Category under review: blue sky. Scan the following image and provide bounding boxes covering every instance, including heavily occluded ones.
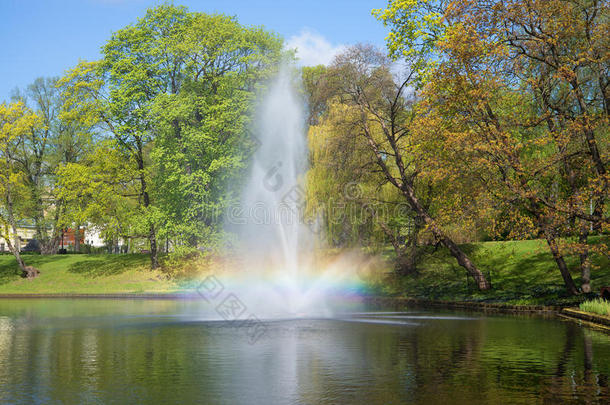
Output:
[0,0,389,102]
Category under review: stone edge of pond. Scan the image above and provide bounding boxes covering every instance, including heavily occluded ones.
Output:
[364,296,564,314]
[559,308,610,331]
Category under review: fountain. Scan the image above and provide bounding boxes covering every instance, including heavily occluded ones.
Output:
[222,65,365,319]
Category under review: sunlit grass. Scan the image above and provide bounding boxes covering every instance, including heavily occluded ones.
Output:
[0,254,178,294]
[0,236,608,301]
[580,298,610,317]
[379,236,610,305]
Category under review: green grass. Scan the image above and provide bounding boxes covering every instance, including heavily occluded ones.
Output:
[373,236,610,306]
[0,254,179,294]
[579,298,610,316]
[0,237,608,303]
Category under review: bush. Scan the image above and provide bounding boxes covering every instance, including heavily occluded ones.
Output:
[81,244,107,254]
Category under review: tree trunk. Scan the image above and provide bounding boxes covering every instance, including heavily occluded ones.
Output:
[441,233,491,290]
[379,219,417,275]
[579,221,591,293]
[544,230,579,295]
[136,147,159,269]
[149,224,159,269]
[401,185,491,290]
[5,232,26,273]
[571,79,607,231]
[362,128,490,288]
[142,188,159,268]
[2,178,36,276]
[351,75,490,290]
[74,225,81,253]
[35,201,57,254]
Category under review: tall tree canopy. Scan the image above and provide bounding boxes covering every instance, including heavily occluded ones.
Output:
[375,0,609,294]
[58,5,283,267]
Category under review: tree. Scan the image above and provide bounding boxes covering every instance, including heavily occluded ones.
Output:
[56,139,140,252]
[490,0,609,293]
[375,0,609,294]
[313,45,491,289]
[307,104,426,273]
[301,65,335,126]
[57,5,283,266]
[0,102,40,276]
[10,77,91,254]
[149,10,283,253]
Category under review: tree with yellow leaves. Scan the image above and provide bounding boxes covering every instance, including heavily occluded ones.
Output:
[376,0,609,294]
[308,44,492,289]
[0,102,41,277]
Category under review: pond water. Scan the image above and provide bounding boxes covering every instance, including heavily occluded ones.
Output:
[0,299,609,404]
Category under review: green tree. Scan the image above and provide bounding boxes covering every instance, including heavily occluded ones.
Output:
[149,10,283,253]
[57,5,282,266]
[56,139,140,253]
[10,77,92,254]
[375,0,609,294]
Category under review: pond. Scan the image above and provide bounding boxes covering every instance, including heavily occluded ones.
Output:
[0,299,609,404]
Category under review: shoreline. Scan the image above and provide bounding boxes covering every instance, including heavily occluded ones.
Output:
[363,296,564,314]
[2,293,609,332]
[364,296,610,331]
[559,308,610,331]
[0,292,570,312]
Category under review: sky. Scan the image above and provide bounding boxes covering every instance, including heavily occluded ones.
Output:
[0,0,389,102]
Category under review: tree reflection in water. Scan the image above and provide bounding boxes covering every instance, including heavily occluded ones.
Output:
[0,300,609,404]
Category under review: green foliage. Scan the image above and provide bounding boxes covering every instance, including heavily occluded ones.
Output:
[56,5,284,262]
[372,0,446,82]
[56,139,142,242]
[0,101,41,269]
[146,10,283,248]
[580,299,610,317]
[3,77,92,254]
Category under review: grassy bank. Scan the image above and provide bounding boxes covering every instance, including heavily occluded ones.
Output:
[0,238,608,304]
[580,299,610,316]
[0,254,178,294]
[377,237,610,306]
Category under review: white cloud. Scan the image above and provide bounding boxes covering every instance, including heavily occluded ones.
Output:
[285,29,346,67]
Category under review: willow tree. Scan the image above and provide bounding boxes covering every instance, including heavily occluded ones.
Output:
[311,45,491,289]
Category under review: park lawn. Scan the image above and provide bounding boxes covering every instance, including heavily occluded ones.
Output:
[378,236,610,306]
[0,238,607,304]
[0,254,179,294]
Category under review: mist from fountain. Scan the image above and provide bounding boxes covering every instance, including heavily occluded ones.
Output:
[221,65,367,319]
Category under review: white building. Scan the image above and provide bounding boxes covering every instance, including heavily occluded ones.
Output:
[83,226,106,248]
